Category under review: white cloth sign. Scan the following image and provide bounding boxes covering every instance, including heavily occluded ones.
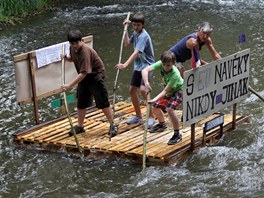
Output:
[35,42,70,68]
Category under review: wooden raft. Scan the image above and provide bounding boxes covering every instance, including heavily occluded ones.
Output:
[13,101,250,165]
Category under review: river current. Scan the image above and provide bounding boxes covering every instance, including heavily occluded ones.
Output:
[0,0,264,197]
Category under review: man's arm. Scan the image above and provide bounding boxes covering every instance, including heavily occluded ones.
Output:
[61,72,86,91]
[142,66,153,94]
[186,37,221,65]
[124,31,131,47]
[206,37,221,60]
[186,38,206,64]
[116,50,139,69]
[123,19,131,47]
[61,54,73,62]
[150,85,171,103]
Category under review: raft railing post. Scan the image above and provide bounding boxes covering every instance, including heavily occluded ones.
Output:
[202,127,206,146]
[191,123,195,151]
[143,93,151,171]
[220,122,224,138]
[232,103,237,130]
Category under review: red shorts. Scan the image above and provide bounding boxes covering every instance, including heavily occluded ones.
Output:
[153,92,183,111]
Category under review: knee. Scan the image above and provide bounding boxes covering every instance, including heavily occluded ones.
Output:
[167,108,174,115]
[129,87,136,95]
[139,88,146,96]
[152,106,158,112]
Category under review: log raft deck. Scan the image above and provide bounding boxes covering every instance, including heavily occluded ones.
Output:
[12,101,250,165]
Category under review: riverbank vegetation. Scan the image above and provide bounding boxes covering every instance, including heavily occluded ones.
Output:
[0,0,60,29]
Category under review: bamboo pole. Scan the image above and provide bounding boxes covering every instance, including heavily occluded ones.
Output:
[112,12,130,114]
[143,93,151,171]
[248,86,264,102]
[61,44,83,155]
[237,34,264,102]
[110,12,130,141]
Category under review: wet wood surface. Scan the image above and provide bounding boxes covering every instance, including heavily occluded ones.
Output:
[13,101,250,165]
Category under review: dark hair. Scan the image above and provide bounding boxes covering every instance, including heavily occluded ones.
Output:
[131,12,145,25]
[67,30,82,42]
[160,51,176,63]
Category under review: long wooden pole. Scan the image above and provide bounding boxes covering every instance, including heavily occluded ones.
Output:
[112,12,131,116]
[61,44,83,155]
[248,86,264,102]
[237,34,264,102]
[28,53,40,125]
[143,93,151,171]
[110,12,130,141]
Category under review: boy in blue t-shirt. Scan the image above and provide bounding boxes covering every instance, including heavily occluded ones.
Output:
[116,12,155,128]
[142,51,183,145]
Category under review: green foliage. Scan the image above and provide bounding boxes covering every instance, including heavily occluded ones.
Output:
[0,0,58,22]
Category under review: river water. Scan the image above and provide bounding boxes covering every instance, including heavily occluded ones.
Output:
[0,0,264,197]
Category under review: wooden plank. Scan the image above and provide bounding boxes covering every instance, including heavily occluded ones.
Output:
[155,130,204,158]
[128,130,188,156]
[162,115,244,161]
[130,115,241,157]
[13,52,30,62]
[59,121,109,146]
[21,118,78,140]
[90,123,143,150]
[83,101,133,119]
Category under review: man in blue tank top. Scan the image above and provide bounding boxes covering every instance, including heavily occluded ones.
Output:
[169,22,221,77]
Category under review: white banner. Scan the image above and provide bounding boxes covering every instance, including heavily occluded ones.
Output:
[35,42,70,68]
[182,49,250,127]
